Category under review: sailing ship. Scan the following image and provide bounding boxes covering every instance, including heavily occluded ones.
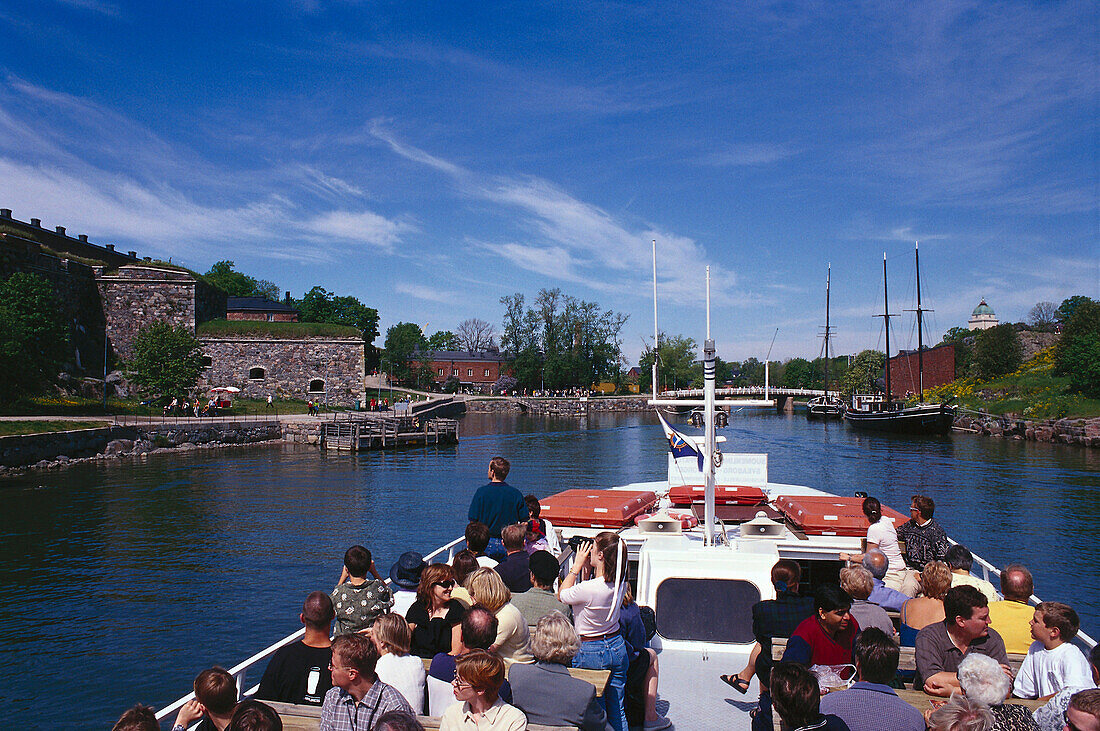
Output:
[806,264,844,419]
[844,244,956,434]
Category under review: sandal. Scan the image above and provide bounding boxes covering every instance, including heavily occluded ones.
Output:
[720,674,751,694]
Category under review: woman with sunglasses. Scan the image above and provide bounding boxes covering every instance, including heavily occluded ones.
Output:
[440,649,526,731]
[406,564,465,659]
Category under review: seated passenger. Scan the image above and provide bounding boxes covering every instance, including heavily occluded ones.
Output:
[1013,602,1092,700]
[440,649,528,731]
[722,558,814,695]
[839,566,895,638]
[1064,690,1100,731]
[427,605,514,715]
[510,613,611,731]
[926,694,994,731]
[495,523,533,594]
[915,585,1008,697]
[782,585,860,669]
[523,495,550,554]
[389,551,427,615]
[899,561,952,646]
[820,628,926,731]
[1033,643,1100,731]
[257,591,334,706]
[405,564,465,659]
[374,711,426,731]
[450,550,480,608]
[172,667,237,731]
[896,495,950,572]
[511,550,570,631]
[320,634,413,731]
[956,653,1040,731]
[466,567,533,663]
[332,544,392,636]
[371,613,427,713]
[226,700,283,731]
[619,585,668,730]
[769,662,851,731]
[465,521,498,569]
[946,545,998,604]
[113,705,158,731]
[988,564,1037,655]
[862,549,911,613]
[839,497,911,595]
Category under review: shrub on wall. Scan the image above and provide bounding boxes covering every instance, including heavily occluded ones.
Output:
[0,272,70,404]
[126,321,205,402]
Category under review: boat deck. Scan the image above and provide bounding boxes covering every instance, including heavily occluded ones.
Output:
[654,644,756,730]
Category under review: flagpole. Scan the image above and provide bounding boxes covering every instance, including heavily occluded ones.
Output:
[704,267,716,547]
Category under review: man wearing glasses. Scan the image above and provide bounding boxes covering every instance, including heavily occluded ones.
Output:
[895,495,950,588]
[321,634,413,731]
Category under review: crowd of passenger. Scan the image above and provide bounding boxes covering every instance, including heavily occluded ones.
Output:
[112,470,1098,731]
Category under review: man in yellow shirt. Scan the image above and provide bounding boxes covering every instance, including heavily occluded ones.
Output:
[988,564,1035,654]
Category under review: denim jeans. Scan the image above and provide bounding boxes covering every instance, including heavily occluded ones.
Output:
[573,633,629,731]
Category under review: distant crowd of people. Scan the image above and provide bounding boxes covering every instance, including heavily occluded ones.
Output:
[112,479,1098,731]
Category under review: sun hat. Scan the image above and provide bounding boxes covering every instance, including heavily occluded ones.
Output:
[389,551,426,590]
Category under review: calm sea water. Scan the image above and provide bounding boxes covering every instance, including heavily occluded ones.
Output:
[1,411,1097,728]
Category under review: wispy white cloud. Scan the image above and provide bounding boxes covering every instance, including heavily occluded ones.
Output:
[51,0,120,17]
[394,282,457,303]
[699,143,796,167]
[302,210,416,252]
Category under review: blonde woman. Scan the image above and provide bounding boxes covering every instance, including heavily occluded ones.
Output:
[558,531,629,731]
[371,613,427,713]
[465,568,533,663]
[899,560,952,646]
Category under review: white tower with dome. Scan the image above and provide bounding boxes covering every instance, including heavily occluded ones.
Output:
[968,299,999,330]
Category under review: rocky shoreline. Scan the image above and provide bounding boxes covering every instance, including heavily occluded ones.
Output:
[953,414,1100,447]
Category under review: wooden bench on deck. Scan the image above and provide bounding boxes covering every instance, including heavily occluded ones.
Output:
[262,662,610,731]
[770,638,1039,731]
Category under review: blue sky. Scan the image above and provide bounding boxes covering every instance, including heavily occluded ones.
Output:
[0,1,1096,364]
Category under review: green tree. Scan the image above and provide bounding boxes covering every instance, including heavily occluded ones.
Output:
[126,321,204,401]
[1028,302,1057,332]
[972,324,1022,379]
[1055,296,1093,324]
[383,322,427,383]
[941,326,975,377]
[204,260,279,300]
[426,330,461,351]
[783,357,816,388]
[0,273,70,404]
[840,349,885,396]
[295,286,381,370]
[639,333,698,392]
[1054,299,1100,397]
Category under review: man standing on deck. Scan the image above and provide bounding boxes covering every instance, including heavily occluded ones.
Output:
[468,456,528,562]
[257,591,336,706]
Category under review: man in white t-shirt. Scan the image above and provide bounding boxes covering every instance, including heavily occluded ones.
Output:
[1014,601,1093,700]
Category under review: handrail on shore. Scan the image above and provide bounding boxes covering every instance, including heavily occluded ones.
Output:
[154,535,468,721]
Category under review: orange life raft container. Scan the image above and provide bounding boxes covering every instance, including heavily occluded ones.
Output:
[774,495,907,536]
[539,489,657,529]
[668,484,767,507]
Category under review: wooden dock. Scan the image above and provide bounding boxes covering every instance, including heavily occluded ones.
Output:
[321,415,459,451]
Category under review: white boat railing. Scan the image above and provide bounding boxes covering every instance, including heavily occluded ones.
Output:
[155,535,468,722]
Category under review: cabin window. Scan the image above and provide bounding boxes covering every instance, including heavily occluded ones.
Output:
[484,368,490,377]
[654,578,760,643]
[452,368,458,376]
[438,368,445,376]
[308,379,325,393]
[248,367,265,380]
[201,356,212,367]
[467,368,473,377]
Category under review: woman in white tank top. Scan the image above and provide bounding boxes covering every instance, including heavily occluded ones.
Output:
[839,496,909,594]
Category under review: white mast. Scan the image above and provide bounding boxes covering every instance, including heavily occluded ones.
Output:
[703,267,717,546]
[652,239,659,401]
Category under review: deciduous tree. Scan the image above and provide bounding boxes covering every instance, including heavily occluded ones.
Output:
[973,324,1022,379]
[1028,301,1057,331]
[0,272,69,404]
[204,261,279,300]
[455,318,496,351]
[383,322,427,383]
[839,350,885,396]
[1054,299,1100,397]
[639,334,698,392]
[295,286,381,370]
[126,321,204,401]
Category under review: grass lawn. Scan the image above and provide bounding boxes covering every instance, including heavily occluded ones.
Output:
[0,420,109,436]
[925,347,1100,419]
[197,319,362,338]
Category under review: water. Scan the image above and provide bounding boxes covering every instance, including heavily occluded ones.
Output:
[0,411,1096,728]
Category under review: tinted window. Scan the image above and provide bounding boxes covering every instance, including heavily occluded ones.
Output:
[654,578,761,643]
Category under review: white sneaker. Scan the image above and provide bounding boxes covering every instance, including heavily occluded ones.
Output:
[643,718,671,731]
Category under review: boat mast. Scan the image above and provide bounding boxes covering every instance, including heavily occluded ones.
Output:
[652,239,659,402]
[915,242,923,400]
[824,264,831,399]
[703,267,716,547]
[875,253,895,407]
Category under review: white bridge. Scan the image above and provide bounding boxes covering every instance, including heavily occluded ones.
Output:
[665,386,830,398]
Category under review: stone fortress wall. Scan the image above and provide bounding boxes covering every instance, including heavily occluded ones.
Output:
[199,335,365,405]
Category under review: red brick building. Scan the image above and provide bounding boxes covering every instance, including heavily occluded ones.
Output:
[887,343,955,397]
[411,350,511,391]
[226,296,299,322]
